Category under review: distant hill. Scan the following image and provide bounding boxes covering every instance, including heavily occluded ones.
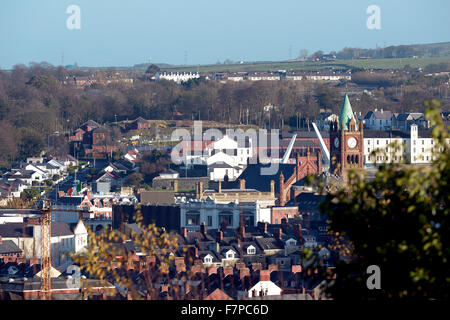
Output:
[129,42,450,74]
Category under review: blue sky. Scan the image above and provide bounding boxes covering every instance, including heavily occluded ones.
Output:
[1,0,449,69]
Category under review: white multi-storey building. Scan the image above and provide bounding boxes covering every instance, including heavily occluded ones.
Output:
[363,124,448,165]
[180,134,253,181]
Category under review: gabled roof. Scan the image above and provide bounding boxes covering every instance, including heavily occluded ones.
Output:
[204,288,233,300]
[0,240,22,254]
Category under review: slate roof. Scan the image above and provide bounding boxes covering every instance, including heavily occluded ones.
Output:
[0,223,34,238]
[227,163,296,193]
[364,110,393,120]
[254,237,283,251]
[0,222,73,238]
[0,240,22,255]
[364,130,410,139]
[296,193,326,212]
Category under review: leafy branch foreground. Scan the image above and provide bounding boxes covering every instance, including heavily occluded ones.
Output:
[312,101,449,299]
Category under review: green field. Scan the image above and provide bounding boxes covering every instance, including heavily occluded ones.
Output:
[160,57,450,73]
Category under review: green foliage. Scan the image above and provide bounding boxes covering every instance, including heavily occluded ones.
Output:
[124,172,144,188]
[21,188,41,200]
[71,207,191,299]
[313,101,449,300]
[17,128,45,159]
[145,64,161,74]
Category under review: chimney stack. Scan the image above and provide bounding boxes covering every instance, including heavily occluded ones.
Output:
[279,172,285,206]
[200,221,206,236]
[270,180,275,195]
[207,267,217,275]
[239,179,246,190]
[268,264,278,273]
[239,224,245,239]
[275,227,282,240]
[259,270,270,282]
[181,227,187,238]
[239,268,250,279]
[281,217,288,233]
[257,221,268,234]
[218,180,222,193]
[216,229,223,242]
[223,266,234,277]
[293,224,303,244]
[173,180,178,192]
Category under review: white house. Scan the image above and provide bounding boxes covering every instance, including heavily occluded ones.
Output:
[74,219,88,253]
[364,109,393,130]
[248,278,282,297]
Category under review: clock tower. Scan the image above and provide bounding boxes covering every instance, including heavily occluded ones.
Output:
[329,95,364,175]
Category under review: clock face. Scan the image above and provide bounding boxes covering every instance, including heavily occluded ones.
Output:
[334,137,339,148]
[347,137,357,148]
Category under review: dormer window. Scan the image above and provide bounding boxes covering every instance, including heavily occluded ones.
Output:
[204,255,213,264]
[226,250,235,259]
[247,245,256,255]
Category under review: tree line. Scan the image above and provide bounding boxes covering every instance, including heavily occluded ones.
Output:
[0,62,448,168]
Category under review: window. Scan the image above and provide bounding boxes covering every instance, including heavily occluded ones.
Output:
[219,211,233,227]
[422,148,424,153]
[243,211,255,227]
[204,256,212,264]
[368,148,371,152]
[422,140,424,145]
[386,140,388,145]
[226,251,234,259]
[368,140,370,145]
[186,211,200,226]
[414,140,416,145]
[207,216,212,227]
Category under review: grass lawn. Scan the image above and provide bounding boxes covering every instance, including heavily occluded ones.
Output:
[160,57,450,73]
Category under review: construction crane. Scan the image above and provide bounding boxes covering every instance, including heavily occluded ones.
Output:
[38,199,52,300]
[35,199,89,300]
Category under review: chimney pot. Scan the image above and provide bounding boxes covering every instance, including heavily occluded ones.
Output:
[291,265,302,274]
[239,179,246,190]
